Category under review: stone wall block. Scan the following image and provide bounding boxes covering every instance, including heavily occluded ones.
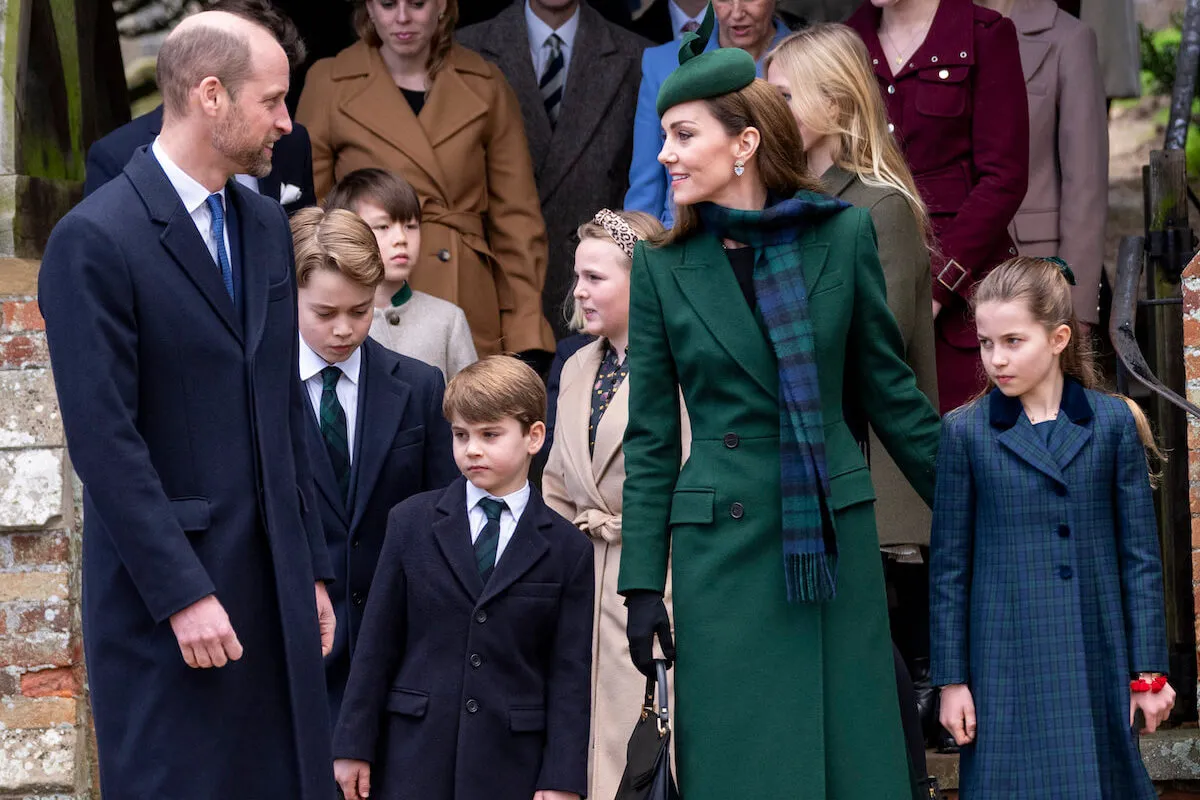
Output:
[0,449,62,529]
[0,333,49,369]
[0,727,76,792]
[0,369,61,447]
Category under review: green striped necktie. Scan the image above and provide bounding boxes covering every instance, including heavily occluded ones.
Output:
[319,366,351,502]
[475,497,506,581]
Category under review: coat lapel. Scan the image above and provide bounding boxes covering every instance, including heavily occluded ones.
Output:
[433,480,485,601]
[671,232,777,397]
[127,150,243,343]
[592,369,629,481]
[336,43,452,202]
[479,492,551,606]
[423,50,491,151]
[990,389,1065,485]
[482,4,553,170]
[1051,378,1094,471]
[349,345,411,533]
[228,182,271,354]
[538,6,626,199]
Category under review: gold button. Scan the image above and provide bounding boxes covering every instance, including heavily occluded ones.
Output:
[939,69,949,79]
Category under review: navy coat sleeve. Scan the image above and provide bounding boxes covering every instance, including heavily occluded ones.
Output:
[421,370,458,491]
[333,501,414,761]
[537,541,594,794]
[39,214,216,622]
[1113,405,1169,674]
[929,409,976,686]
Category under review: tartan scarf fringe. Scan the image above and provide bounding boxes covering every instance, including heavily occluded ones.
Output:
[698,192,850,604]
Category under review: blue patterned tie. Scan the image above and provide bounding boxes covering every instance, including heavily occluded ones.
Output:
[204,194,235,301]
[475,497,506,581]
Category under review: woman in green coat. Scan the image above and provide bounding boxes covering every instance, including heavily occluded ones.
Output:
[619,11,942,800]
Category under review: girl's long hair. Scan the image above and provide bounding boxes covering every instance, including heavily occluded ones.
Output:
[973,257,1165,482]
[763,24,931,247]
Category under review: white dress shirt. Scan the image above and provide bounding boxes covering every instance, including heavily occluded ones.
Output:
[526,0,581,81]
[668,0,706,39]
[299,336,362,464]
[466,480,531,566]
[151,138,233,270]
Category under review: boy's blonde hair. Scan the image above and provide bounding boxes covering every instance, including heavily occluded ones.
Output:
[443,355,546,432]
[291,207,385,289]
[566,209,664,331]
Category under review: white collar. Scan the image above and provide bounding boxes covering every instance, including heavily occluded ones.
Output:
[151,137,225,215]
[467,479,532,521]
[525,0,581,53]
[668,0,706,36]
[298,334,362,385]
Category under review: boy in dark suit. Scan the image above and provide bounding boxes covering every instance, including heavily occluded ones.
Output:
[333,356,594,800]
[290,206,458,725]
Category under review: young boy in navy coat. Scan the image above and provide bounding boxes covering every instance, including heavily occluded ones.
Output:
[333,356,594,800]
[290,207,458,724]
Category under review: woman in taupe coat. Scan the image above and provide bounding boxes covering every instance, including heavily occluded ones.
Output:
[542,210,689,800]
[767,23,944,768]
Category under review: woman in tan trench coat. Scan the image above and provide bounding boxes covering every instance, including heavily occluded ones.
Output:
[297,0,554,356]
[543,210,687,800]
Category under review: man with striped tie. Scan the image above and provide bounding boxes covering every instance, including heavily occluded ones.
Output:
[458,3,649,341]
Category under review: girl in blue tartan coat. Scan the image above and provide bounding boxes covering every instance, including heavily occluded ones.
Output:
[930,257,1175,799]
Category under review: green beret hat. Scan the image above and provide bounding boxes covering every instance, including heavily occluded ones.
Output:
[655,3,757,118]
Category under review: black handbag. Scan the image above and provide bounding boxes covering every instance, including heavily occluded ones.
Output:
[614,660,680,800]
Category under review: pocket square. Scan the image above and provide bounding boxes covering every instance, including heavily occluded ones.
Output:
[280,183,303,205]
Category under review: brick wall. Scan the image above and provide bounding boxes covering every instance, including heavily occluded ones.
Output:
[0,259,93,799]
[1187,256,1200,706]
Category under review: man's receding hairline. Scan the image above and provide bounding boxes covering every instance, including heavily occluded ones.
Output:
[169,10,275,49]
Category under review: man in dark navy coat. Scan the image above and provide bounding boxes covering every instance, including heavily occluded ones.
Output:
[83,0,316,214]
[38,11,335,799]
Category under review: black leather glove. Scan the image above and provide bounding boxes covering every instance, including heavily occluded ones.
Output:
[624,590,675,676]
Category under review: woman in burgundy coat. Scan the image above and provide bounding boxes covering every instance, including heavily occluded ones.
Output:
[848,0,1028,413]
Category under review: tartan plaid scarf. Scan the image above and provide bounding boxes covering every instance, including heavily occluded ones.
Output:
[698,191,849,603]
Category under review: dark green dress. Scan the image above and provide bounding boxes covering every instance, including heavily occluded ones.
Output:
[619,207,941,799]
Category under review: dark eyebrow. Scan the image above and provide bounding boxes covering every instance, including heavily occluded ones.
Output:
[667,120,695,131]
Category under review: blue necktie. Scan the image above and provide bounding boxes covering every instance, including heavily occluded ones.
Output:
[205,194,235,301]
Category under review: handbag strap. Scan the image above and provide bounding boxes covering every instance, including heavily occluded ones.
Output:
[641,659,671,737]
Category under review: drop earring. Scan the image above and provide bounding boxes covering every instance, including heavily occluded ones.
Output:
[733,160,745,177]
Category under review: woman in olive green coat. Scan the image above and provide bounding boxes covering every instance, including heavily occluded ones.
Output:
[619,13,941,800]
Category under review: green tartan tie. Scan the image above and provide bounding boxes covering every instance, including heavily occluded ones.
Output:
[475,497,506,581]
[319,366,350,502]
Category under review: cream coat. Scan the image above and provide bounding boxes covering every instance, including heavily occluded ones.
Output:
[542,339,688,800]
[297,41,554,356]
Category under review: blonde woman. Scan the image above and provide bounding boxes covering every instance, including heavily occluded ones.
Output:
[767,22,944,765]
[542,209,688,800]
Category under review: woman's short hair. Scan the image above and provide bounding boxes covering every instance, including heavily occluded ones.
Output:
[324,168,422,225]
[351,0,458,78]
[565,210,663,332]
[291,207,385,289]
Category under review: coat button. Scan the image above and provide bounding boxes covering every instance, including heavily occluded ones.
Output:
[960,51,967,58]
[730,502,744,519]
[437,248,451,262]
[351,537,360,549]
[1054,484,1067,497]
[872,58,879,65]
[931,55,939,63]
[474,609,488,623]
[352,591,365,606]
[1057,524,1070,538]
[938,69,949,79]
[466,699,479,713]
[887,123,895,133]
[1058,565,1073,580]
[887,85,895,95]
[723,432,739,448]
[469,653,482,668]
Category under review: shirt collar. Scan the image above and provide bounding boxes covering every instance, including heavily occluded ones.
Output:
[466,479,532,520]
[525,0,581,53]
[151,137,225,215]
[668,0,706,36]
[298,334,362,385]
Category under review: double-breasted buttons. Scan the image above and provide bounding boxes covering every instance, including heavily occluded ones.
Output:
[469,653,483,668]
[352,591,365,607]
[1057,524,1070,538]
[960,51,967,58]
[887,123,895,133]
[730,502,745,520]
[466,699,480,713]
[938,69,949,80]
[474,609,488,623]
[872,58,879,65]
[437,249,451,262]
[1058,566,1073,580]
[723,433,740,449]
[931,56,939,63]
[887,85,895,95]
